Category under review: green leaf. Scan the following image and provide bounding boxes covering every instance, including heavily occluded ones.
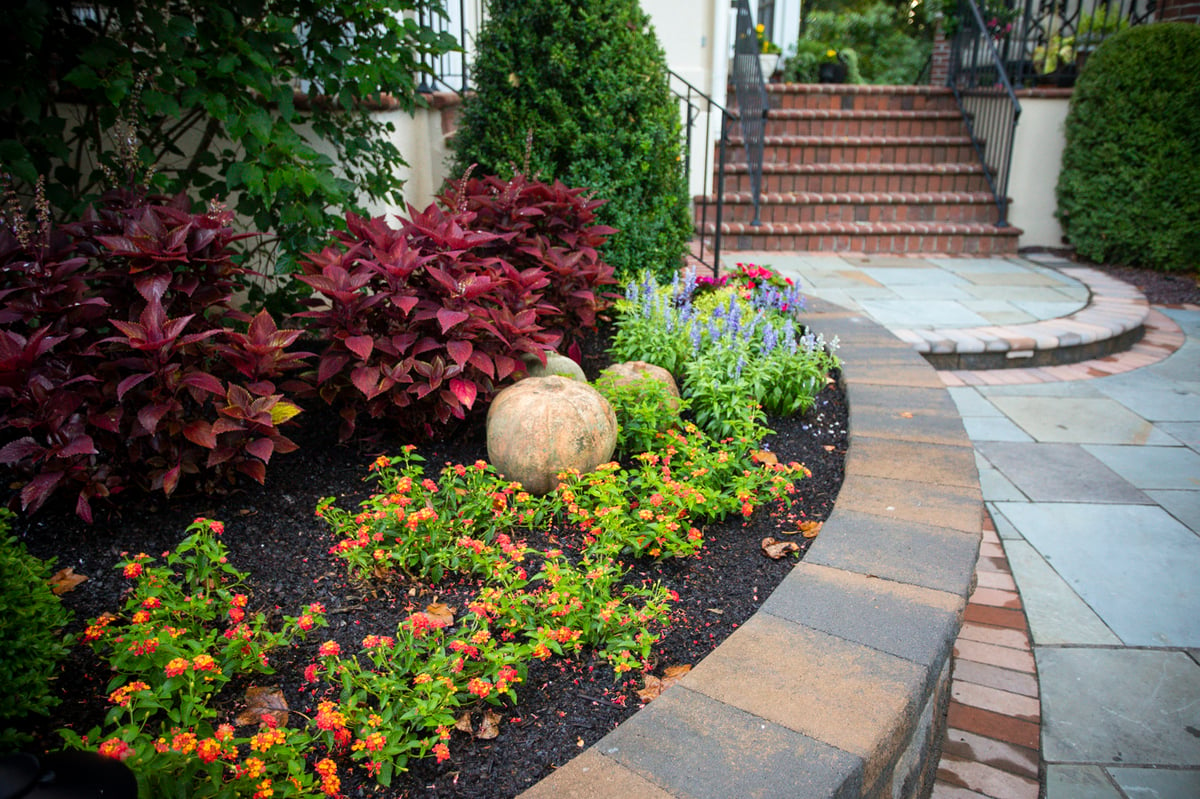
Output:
[63,64,101,89]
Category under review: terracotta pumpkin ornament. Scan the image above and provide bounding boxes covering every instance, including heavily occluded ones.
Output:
[486,376,617,495]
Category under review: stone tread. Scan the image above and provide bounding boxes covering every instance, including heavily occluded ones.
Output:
[722,162,987,174]
[701,220,1021,236]
[708,191,997,205]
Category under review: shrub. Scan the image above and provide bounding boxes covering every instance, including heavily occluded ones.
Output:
[449,0,693,283]
[1056,23,1200,273]
[295,171,618,441]
[0,509,73,748]
[0,186,308,521]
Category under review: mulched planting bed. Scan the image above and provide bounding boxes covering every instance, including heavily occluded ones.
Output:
[1023,247,1200,307]
[8,323,848,798]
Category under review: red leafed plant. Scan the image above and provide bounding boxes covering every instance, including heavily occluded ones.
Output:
[441,170,619,358]
[0,186,309,521]
[294,169,618,441]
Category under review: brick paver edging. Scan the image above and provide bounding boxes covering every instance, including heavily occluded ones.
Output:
[520,298,982,799]
[892,267,1149,370]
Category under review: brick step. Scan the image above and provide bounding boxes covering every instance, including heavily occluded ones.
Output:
[762,108,967,138]
[718,162,991,194]
[727,135,980,166]
[765,83,960,112]
[695,191,1001,225]
[697,220,1020,255]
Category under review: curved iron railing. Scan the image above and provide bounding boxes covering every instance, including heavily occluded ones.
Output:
[949,0,1023,226]
[669,69,737,279]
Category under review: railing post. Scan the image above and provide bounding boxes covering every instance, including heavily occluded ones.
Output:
[714,112,730,281]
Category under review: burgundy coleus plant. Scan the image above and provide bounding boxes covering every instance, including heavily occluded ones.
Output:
[0,191,308,522]
[295,207,559,440]
[440,169,620,358]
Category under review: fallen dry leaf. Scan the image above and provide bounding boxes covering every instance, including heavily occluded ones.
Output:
[799,520,823,539]
[637,675,662,703]
[751,450,778,466]
[762,537,800,559]
[823,444,836,452]
[235,686,289,728]
[48,567,87,595]
[455,711,474,734]
[637,664,692,702]
[424,601,455,626]
[477,709,501,740]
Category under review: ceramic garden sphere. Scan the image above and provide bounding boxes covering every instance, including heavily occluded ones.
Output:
[486,376,617,495]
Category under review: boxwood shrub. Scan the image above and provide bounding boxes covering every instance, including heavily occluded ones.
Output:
[1056,23,1200,272]
[0,509,72,748]
[450,0,692,283]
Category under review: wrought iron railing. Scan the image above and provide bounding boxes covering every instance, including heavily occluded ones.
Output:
[970,0,1157,88]
[670,69,737,278]
[730,0,770,227]
[949,0,1023,226]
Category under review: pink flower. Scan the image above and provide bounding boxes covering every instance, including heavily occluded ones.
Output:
[318,640,340,657]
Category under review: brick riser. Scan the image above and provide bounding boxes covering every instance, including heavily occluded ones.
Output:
[721,164,989,194]
[728,137,982,168]
[699,192,1000,225]
[706,83,1021,255]
[697,222,1020,255]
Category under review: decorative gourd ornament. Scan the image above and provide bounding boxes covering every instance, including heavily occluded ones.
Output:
[487,376,617,495]
[522,350,587,382]
[599,361,681,410]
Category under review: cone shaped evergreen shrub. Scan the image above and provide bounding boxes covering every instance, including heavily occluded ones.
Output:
[451,0,692,282]
[1056,23,1200,272]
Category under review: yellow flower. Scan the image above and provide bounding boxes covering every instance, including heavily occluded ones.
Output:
[756,23,764,33]
[826,49,838,59]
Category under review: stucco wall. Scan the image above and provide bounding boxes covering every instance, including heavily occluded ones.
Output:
[1009,92,1073,248]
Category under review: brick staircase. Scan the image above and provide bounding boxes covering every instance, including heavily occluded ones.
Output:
[696,84,1021,255]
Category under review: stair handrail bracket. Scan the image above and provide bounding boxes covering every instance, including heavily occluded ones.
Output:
[948,0,1023,227]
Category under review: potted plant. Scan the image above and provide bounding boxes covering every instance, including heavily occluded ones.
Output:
[756,23,782,79]
[818,48,848,83]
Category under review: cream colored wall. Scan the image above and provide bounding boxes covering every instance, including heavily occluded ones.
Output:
[1009,96,1072,248]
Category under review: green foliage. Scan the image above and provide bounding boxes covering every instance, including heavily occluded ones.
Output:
[0,0,456,283]
[791,1,931,84]
[1056,23,1200,273]
[450,0,692,283]
[595,373,686,457]
[63,518,332,796]
[609,264,841,442]
[0,509,73,748]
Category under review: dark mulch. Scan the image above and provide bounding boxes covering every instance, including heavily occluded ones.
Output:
[1022,247,1200,306]
[8,324,848,798]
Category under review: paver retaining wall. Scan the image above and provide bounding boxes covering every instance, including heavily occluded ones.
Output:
[520,298,983,798]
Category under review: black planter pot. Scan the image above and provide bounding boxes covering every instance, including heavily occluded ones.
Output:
[819,62,847,84]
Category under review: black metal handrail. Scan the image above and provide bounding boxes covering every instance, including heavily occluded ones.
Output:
[730,0,770,227]
[669,69,737,279]
[949,0,1022,226]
